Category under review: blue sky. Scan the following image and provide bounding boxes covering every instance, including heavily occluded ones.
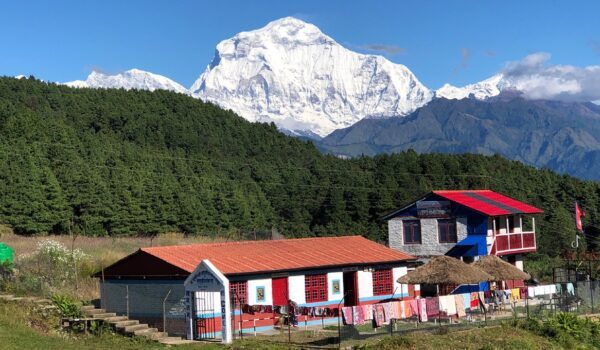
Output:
[1,0,599,89]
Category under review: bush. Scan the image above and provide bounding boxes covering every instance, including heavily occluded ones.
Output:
[51,294,82,318]
[13,239,89,296]
[519,313,600,348]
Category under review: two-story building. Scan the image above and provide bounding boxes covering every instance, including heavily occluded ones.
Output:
[384,190,543,285]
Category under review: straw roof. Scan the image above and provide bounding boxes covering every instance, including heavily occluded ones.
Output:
[472,255,530,281]
[397,255,492,285]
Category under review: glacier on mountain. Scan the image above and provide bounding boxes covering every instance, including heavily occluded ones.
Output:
[65,69,188,94]
[190,17,434,137]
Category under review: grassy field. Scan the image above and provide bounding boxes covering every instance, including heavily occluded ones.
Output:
[0,230,221,300]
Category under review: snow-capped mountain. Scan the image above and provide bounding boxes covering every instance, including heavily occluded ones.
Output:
[435,74,513,100]
[190,17,433,137]
[65,69,188,94]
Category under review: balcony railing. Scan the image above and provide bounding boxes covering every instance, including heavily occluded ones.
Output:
[493,231,536,255]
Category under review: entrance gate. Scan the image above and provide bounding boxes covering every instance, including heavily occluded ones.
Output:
[184,260,232,344]
[193,291,218,340]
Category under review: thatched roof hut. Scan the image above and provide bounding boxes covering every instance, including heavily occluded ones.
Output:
[472,255,530,281]
[398,256,492,285]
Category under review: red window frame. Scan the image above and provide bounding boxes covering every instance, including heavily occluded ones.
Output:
[372,269,394,296]
[305,274,327,303]
[229,281,248,308]
[438,219,457,243]
[403,220,421,244]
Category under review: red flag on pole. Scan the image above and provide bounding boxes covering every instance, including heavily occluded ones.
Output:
[575,201,585,232]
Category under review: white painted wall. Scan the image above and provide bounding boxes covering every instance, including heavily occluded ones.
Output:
[357,270,373,299]
[515,255,524,271]
[288,275,306,305]
[247,278,273,305]
[327,272,343,301]
[392,267,408,296]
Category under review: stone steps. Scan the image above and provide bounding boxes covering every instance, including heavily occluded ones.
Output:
[133,327,158,336]
[114,320,139,328]
[1,297,193,345]
[104,316,128,323]
[123,323,149,333]
[159,337,196,345]
[82,308,106,315]
[143,331,168,340]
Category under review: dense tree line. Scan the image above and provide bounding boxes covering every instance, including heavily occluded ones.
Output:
[0,77,598,258]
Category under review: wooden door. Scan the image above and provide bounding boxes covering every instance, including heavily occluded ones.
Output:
[271,277,289,306]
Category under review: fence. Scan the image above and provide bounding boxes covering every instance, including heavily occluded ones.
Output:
[224,282,600,349]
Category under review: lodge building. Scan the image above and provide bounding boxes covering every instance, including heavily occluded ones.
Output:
[96,236,415,339]
[384,190,543,287]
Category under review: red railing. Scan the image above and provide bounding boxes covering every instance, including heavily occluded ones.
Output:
[494,231,536,255]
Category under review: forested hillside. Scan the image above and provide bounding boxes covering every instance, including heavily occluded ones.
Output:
[1,77,599,258]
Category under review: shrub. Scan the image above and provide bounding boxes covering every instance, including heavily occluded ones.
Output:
[51,294,82,318]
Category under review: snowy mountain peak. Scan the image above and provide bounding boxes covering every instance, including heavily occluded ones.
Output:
[435,74,513,100]
[65,69,188,94]
[191,17,433,137]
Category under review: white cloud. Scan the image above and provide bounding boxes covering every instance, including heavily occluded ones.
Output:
[501,52,600,102]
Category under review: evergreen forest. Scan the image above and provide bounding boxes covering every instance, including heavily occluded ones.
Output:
[1,77,599,258]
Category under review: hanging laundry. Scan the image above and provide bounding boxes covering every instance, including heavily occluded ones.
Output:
[454,294,466,318]
[406,300,414,318]
[363,304,374,321]
[342,307,354,325]
[355,305,365,325]
[470,292,479,309]
[382,302,393,323]
[426,297,439,318]
[438,295,455,316]
[392,301,402,319]
[418,298,428,322]
[462,293,471,310]
[374,304,386,327]
[528,286,535,298]
[409,299,419,316]
[567,283,575,296]
[511,288,520,301]
[519,287,528,299]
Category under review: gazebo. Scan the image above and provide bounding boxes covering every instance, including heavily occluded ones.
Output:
[472,255,530,289]
[398,255,492,287]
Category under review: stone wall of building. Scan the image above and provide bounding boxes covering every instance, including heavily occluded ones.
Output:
[388,217,467,257]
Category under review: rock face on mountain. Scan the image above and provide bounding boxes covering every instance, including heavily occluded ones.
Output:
[318,96,600,179]
[190,17,433,137]
[65,69,188,94]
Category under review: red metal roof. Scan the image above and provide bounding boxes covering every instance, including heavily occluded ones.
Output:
[433,190,543,216]
[141,236,414,275]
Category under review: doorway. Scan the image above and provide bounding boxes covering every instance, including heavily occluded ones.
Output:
[343,271,358,306]
[272,277,289,306]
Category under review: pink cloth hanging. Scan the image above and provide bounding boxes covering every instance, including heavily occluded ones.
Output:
[454,294,466,318]
[418,298,428,322]
[342,306,354,325]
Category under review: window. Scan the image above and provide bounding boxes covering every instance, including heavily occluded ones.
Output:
[438,219,457,243]
[372,269,394,296]
[305,274,327,303]
[229,281,248,308]
[522,216,534,232]
[403,220,421,244]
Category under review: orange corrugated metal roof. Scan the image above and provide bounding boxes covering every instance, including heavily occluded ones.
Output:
[141,236,414,275]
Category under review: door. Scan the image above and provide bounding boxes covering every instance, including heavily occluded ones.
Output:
[343,271,358,306]
[272,277,289,306]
